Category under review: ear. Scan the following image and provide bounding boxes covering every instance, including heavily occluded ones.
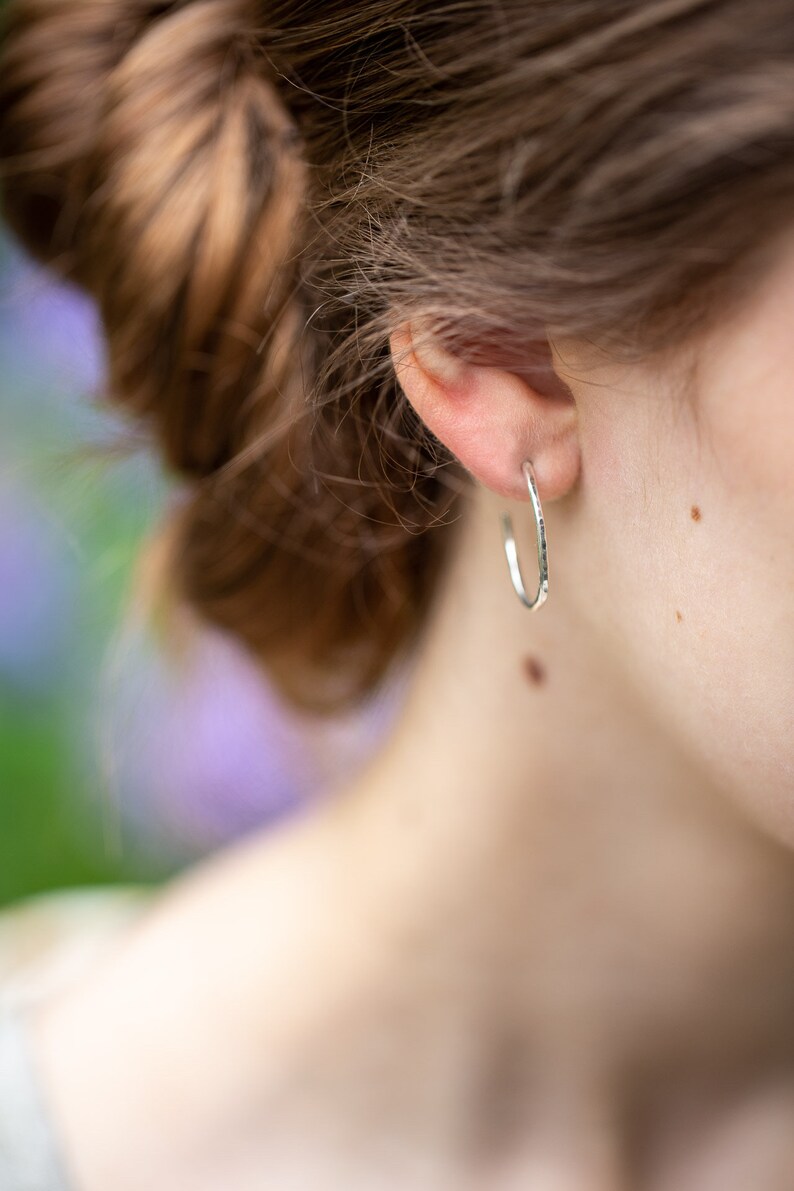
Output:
[390,321,581,503]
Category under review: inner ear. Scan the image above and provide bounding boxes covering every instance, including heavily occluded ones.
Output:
[427,320,575,404]
[471,333,576,403]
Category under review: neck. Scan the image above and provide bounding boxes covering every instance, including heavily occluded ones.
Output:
[331,481,794,1124]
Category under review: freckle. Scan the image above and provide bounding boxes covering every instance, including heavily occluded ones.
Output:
[675,610,683,623]
[690,505,701,522]
[523,655,546,686]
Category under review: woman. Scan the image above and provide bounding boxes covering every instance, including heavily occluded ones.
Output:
[1,0,794,1186]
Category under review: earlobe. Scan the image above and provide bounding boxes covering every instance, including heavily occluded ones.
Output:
[390,321,581,503]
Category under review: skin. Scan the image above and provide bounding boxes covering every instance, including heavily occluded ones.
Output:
[24,229,794,1190]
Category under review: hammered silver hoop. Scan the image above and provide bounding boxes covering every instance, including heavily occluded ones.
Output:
[500,459,548,611]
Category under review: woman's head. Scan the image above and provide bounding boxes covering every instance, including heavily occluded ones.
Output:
[1,0,793,715]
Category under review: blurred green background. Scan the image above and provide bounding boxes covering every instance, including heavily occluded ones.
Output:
[0,232,167,904]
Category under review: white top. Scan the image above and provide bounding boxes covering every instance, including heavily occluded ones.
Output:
[0,886,155,1191]
[0,1000,71,1191]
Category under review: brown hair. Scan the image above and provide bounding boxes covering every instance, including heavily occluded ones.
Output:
[2,0,793,712]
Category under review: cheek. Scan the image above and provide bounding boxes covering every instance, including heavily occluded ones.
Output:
[573,385,794,846]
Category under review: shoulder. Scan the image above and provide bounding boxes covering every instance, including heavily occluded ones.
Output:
[0,885,158,1009]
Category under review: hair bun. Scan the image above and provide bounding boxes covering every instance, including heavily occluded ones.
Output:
[1,0,307,474]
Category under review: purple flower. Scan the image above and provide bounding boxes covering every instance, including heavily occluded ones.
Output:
[0,482,76,693]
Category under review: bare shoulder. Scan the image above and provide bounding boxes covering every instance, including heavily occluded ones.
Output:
[16,813,395,1190]
[0,884,158,1006]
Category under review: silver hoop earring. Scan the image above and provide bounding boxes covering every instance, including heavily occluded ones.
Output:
[500,459,548,610]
